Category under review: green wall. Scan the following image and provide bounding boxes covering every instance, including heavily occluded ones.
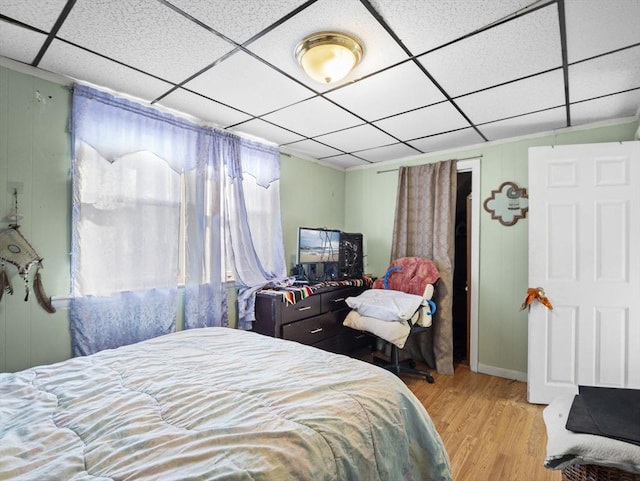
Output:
[279,154,346,271]
[1,62,638,377]
[0,65,72,372]
[344,121,639,376]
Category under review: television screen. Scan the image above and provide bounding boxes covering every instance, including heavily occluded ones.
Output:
[298,227,340,264]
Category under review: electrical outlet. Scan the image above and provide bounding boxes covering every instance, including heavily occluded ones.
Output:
[7,181,24,194]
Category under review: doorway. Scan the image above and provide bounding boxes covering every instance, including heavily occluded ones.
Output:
[453,171,472,365]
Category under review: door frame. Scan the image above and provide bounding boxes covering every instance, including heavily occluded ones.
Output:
[457,158,480,372]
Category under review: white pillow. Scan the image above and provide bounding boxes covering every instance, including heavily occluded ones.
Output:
[343,310,411,348]
[346,289,425,322]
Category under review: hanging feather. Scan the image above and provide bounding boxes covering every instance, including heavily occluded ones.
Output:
[33,269,55,314]
[0,267,13,303]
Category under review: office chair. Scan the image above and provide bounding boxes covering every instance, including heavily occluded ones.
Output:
[344,257,440,383]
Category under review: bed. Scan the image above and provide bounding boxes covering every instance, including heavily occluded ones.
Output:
[0,327,452,480]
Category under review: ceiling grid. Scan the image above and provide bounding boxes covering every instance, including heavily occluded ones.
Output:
[0,0,638,169]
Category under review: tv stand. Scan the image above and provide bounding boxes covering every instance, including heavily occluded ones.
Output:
[253,280,373,355]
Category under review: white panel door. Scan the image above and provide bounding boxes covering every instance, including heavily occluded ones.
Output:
[527,141,640,404]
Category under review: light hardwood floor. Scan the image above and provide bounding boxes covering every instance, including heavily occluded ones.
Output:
[361,354,563,481]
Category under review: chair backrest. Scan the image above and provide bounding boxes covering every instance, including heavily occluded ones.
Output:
[372,257,440,296]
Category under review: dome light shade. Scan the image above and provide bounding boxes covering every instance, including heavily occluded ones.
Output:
[295,32,363,84]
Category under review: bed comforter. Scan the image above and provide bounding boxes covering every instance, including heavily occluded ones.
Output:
[0,327,451,480]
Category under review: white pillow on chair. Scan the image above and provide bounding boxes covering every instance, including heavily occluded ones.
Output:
[343,310,411,348]
[346,289,425,322]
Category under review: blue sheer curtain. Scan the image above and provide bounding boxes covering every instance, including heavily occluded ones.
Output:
[71,84,285,352]
[69,290,178,356]
[182,130,228,329]
[70,85,226,355]
[220,133,289,330]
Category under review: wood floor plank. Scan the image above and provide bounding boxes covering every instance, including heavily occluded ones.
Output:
[357,352,563,480]
[415,364,562,481]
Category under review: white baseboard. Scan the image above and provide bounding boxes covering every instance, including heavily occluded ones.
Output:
[477,363,527,382]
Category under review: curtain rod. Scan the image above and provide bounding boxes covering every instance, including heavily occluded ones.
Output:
[376,154,483,174]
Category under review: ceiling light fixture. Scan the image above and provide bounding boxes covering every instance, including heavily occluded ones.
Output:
[295,31,363,84]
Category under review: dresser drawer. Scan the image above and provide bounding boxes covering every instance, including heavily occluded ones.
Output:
[254,283,371,356]
[281,294,321,323]
[282,311,341,345]
[312,335,341,353]
[339,326,374,353]
[321,286,363,312]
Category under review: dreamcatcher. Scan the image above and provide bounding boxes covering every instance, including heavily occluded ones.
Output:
[0,190,55,313]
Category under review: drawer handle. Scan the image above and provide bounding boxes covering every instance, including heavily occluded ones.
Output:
[332,298,345,303]
[297,306,312,312]
[310,328,323,334]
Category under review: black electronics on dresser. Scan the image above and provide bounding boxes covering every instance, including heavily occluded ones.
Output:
[338,232,363,278]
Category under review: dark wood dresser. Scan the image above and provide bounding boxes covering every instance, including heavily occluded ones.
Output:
[252,282,373,355]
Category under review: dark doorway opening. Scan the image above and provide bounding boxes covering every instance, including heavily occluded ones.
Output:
[453,171,472,365]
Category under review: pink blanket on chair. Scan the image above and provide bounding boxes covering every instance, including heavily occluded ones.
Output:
[372,257,440,295]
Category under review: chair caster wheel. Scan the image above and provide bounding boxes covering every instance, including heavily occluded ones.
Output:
[426,374,434,384]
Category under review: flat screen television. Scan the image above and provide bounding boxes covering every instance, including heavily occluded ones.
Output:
[297,227,340,264]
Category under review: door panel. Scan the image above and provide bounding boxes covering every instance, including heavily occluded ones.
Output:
[528,141,640,404]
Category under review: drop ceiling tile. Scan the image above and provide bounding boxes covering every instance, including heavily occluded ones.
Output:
[283,139,342,159]
[183,51,313,117]
[373,101,469,141]
[315,124,397,153]
[478,107,566,141]
[565,0,640,63]
[455,70,565,124]
[262,96,363,138]
[320,154,368,169]
[354,142,420,164]
[571,90,640,126]
[2,0,637,172]
[325,61,446,121]
[40,40,174,102]
[367,0,532,54]
[246,0,409,93]
[169,0,309,44]
[0,0,68,31]
[230,119,304,146]
[157,88,251,128]
[0,23,46,64]
[419,4,562,97]
[407,128,485,154]
[56,0,235,83]
[570,46,640,103]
